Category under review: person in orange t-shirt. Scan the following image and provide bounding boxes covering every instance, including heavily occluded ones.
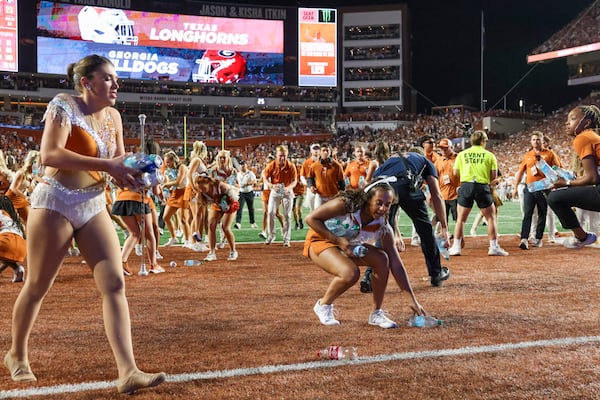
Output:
[512,132,561,249]
[433,138,460,228]
[344,145,369,190]
[547,104,600,249]
[307,143,345,209]
[262,145,297,246]
[293,157,306,230]
[300,143,320,212]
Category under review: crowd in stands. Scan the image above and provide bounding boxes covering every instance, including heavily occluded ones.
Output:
[529,0,600,55]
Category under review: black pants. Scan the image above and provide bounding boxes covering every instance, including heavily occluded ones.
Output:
[393,191,442,277]
[445,199,457,222]
[236,191,256,224]
[520,186,548,240]
[547,185,600,229]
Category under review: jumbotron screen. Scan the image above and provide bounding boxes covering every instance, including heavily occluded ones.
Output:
[0,0,17,72]
[36,1,284,84]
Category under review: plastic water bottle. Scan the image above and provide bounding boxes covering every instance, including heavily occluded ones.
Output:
[552,166,575,181]
[124,153,163,173]
[527,178,553,192]
[183,259,203,267]
[436,236,450,260]
[140,170,164,187]
[536,158,558,181]
[324,218,349,236]
[276,183,285,196]
[358,175,365,189]
[124,153,164,187]
[407,315,442,328]
[352,244,368,257]
[317,346,358,360]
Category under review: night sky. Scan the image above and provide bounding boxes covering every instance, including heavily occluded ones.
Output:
[262,0,597,114]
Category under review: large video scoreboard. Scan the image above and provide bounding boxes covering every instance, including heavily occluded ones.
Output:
[13,0,338,87]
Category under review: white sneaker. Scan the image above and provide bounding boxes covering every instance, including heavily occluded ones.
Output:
[519,238,529,250]
[531,239,543,248]
[70,247,80,257]
[175,230,183,238]
[135,244,143,256]
[155,250,163,260]
[313,300,340,326]
[283,241,291,247]
[204,252,217,261]
[488,246,509,256]
[234,222,241,229]
[217,239,226,249]
[251,223,258,229]
[163,238,178,247]
[12,265,24,283]
[563,232,597,249]
[548,235,557,243]
[410,237,420,246]
[265,236,274,245]
[227,250,238,261]
[448,244,461,256]
[191,242,209,252]
[368,309,398,329]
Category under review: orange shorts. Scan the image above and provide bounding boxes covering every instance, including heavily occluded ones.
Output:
[0,233,26,263]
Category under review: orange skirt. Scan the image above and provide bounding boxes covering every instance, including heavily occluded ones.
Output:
[167,188,189,209]
[0,232,26,263]
[302,228,337,258]
[6,190,29,210]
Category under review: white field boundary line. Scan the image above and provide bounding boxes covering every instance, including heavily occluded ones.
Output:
[2,335,599,398]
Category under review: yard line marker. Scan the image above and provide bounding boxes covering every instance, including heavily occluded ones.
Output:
[2,335,600,398]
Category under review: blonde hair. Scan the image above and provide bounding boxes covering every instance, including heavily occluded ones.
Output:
[191,141,207,160]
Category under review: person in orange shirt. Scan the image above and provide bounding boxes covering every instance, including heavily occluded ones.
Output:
[262,145,297,246]
[512,132,561,249]
[547,104,600,249]
[293,157,306,230]
[420,135,438,164]
[433,138,460,230]
[344,145,369,190]
[307,143,345,209]
[258,154,283,239]
[300,143,320,212]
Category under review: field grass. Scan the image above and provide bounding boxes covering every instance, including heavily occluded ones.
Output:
[138,197,566,246]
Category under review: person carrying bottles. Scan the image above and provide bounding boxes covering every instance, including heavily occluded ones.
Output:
[512,131,562,250]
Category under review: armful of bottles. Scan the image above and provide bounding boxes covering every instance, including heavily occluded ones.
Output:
[527,159,575,192]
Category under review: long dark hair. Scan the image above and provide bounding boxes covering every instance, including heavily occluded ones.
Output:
[335,177,396,213]
[0,195,25,238]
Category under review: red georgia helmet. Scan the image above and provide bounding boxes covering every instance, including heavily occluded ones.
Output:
[192,50,247,84]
